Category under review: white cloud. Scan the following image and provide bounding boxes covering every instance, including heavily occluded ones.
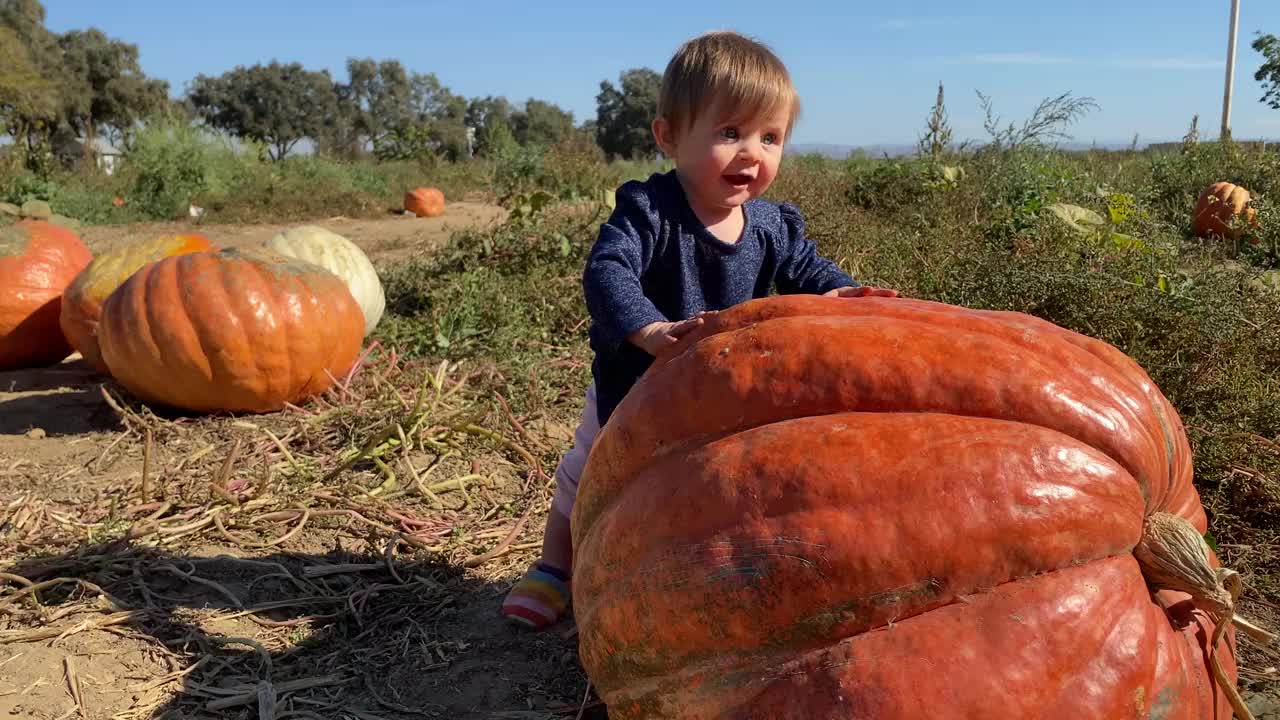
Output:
[955,53,1221,70]
[1120,58,1222,70]
[970,52,1075,65]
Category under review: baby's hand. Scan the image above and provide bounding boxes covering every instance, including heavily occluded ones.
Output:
[627,313,715,356]
[824,285,900,298]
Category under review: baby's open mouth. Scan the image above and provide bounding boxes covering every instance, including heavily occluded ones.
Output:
[723,173,754,187]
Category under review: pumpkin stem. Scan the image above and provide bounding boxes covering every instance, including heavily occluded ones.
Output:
[1135,512,1274,720]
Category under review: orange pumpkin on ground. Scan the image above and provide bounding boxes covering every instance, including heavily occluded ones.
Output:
[1192,181,1258,240]
[0,220,93,371]
[571,295,1245,720]
[60,233,215,374]
[97,245,365,414]
[404,187,445,218]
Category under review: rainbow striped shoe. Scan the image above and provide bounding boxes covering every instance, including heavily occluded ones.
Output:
[501,562,571,629]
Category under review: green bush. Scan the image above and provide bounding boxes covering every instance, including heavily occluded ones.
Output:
[121,118,228,219]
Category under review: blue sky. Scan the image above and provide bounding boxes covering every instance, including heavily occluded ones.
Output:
[43,1,1280,147]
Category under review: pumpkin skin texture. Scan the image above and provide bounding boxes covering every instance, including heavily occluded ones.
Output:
[0,220,93,371]
[404,187,445,218]
[571,295,1236,720]
[97,245,365,414]
[59,232,214,374]
[265,225,385,336]
[1192,181,1257,239]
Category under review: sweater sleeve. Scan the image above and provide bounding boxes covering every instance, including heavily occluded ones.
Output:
[582,183,668,350]
[773,202,859,295]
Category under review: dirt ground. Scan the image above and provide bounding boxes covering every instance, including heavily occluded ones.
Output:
[0,202,605,719]
[76,200,509,259]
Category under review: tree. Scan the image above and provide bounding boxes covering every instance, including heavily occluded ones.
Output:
[1,0,169,170]
[415,76,468,160]
[511,98,573,147]
[57,28,169,151]
[0,25,58,139]
[188,61,338,160]
[1252,32,1280,110]
[0,0,64,162]
[466,95,512,157]
[336,57,418,153]
[595,68,660,160]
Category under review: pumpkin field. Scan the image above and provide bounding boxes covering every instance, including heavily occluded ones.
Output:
[4,126,1280,719]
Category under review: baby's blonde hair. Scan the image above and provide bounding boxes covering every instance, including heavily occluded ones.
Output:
[657,30,800,139]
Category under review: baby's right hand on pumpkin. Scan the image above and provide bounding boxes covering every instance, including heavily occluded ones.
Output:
[627,313,715,356]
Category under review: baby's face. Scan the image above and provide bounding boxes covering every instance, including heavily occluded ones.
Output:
[668,103,791,217]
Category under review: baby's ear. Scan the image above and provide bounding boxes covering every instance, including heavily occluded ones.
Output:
[651,116,678,156]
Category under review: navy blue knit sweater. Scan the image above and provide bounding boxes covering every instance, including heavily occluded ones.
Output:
[583,170,859,426]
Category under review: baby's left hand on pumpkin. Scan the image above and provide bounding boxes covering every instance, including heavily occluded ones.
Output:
[823,285,900,298]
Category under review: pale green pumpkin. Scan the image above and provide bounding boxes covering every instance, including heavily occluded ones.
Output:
[265,225,385,336]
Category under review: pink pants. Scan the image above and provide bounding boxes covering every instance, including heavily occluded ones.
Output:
[551,383,601,518]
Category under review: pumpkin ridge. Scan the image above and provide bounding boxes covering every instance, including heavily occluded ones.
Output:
[578,314,1168,538]
[661,296,1179,488]
[588,555,1168,719]
[262,257,297,403]
[99,266,156,401]
[168,257,217,392]
[169,253,242,409]
[237,254,289,405]
[574,413,1148,689]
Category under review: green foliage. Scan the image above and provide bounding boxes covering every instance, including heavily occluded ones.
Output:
[121,117,225,219]
[511,98,575,147]
[0,1,168,170]
[188,61,338,161]
[917,82,953,161]
[595,68,660,160]
[1252,32,1280,110]
[374,195,604,366]
[56,27,168,149]
[1145,138,1280,232]
[0,25,59,134]
[372,124,436,162]
[467,96,514,158]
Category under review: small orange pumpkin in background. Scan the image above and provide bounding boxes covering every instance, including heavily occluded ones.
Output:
[60,233,215,374]
[97,245,365,414]
[1192,181,1258,240]
[0,220,93,371]
[404,187,445,218]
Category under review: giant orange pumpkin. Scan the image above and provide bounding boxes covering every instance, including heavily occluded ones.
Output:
[1192,181,1258,240]
[404,187,445,218]
[60,232,215,374]
[571,295,1243,720]
[97,246,365,413]
[0,220,93,371]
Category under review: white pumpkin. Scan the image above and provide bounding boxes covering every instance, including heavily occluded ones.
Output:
[265,225,385,336]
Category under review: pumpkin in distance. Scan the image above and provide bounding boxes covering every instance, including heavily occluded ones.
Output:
[571,295,1239,720]
[60,232,215,374]
[97,245,365,413]
[0,220,93,371]
[265,225,385,336]
[404,187,445,218]
[1192,181,1257,239]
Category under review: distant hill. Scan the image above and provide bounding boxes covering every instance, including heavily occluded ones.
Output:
[790,137,1279,159]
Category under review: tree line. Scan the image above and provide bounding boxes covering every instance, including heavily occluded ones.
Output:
[0,0,663,173]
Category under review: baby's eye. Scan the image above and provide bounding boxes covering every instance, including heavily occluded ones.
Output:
[762,133,778,145]
[720,127,739,140]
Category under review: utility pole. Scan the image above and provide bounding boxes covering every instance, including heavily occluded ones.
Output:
[1221,0,1241,138]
